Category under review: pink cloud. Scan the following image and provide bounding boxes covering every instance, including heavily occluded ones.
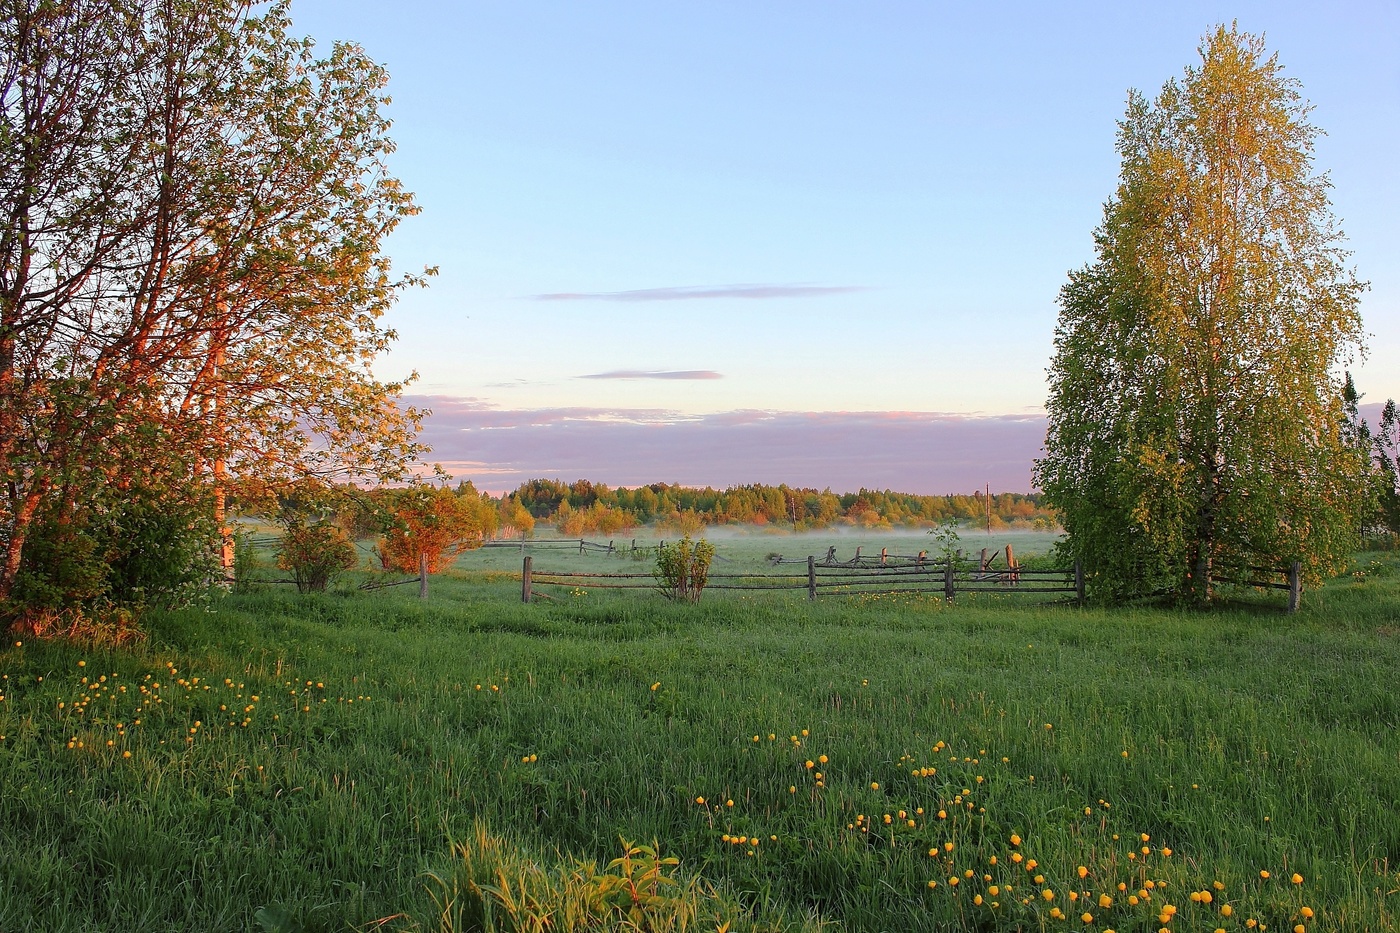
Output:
[408,395,1046,495]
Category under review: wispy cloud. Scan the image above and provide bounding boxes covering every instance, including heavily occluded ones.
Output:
[407,395,1046,495]
[578,370,723,381]
[531,284,870,302]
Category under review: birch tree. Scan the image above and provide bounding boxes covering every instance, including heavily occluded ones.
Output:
[1037,25,1367,604]
[1,0,428,609]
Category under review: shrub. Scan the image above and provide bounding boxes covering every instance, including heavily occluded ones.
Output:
[276,521,358,593]
[377,484,493,574]
[655,536,714,603]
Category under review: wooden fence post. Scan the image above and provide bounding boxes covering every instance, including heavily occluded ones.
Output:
[1075,560,1085,605]
[522,556,532,604]
[880,547,887,566]
[1287,561,1302,613]
[418,552,428,600]
[1005,544,1017,583]
[944,559,955,601]
[578,538,585,554]
[808,556,817,601]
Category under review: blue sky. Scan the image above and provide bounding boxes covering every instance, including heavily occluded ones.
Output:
[289,1,1399,492]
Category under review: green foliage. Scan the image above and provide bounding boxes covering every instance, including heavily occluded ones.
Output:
[654,536,714,603]
[275,521,357,593]
[509,479,1057,533]
[1037,26,1368,604]
[1371,399,1400,541]
[926,520,962,565]
[8,472,216,620]
[232,531,264,593]
[426,826,742,933]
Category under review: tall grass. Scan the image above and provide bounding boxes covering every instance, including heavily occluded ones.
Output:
[1,549,1398,931]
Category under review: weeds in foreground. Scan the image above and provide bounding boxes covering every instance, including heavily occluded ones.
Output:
[425,824,803,932]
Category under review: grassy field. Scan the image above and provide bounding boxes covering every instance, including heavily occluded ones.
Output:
[1,534,1398,931]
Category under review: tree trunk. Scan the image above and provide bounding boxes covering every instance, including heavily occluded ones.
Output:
[1189,455,1222,606]
[0,484,46,603]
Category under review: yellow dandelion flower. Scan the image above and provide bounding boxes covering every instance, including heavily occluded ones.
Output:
[1300,907,1313,919]
[1292,874,1304,885]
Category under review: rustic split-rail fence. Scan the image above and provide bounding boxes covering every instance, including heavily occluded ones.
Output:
[515,543,1303,612]
[520,544,1087,605]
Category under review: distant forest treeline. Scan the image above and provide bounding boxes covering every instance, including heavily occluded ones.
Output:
[484,479,1058,537]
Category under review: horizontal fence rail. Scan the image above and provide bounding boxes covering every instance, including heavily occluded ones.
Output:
[1210,560,1302,611]
[520,555,1086,604]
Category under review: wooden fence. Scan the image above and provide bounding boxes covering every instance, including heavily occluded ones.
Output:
[483,537,621,554]
[520,555,1085,604]
[1211,561,1303,613]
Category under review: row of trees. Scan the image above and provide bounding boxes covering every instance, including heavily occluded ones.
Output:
[2,1,426,620]
[508,479,1057,535]
[1038,25,1396,605]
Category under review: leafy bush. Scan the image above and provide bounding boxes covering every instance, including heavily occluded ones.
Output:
[8,478,216,625]
[654,536,714,603]
[377,483,494,574]
[276,522,358,593]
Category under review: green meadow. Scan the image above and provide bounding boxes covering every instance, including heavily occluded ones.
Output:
[2,534,1398,932]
